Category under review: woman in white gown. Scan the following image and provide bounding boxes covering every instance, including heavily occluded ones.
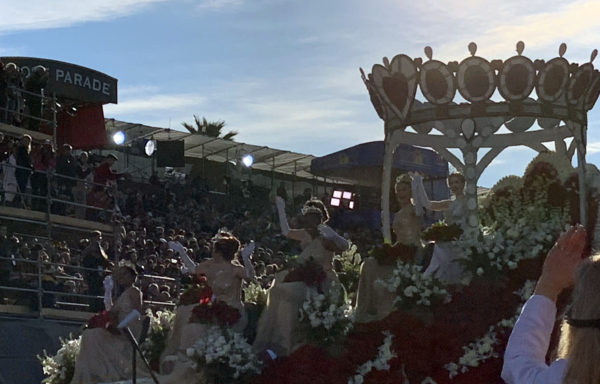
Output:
[355,174,423,323]
[253,197,349,358]
[414,172,467,284]
[70,265,146,384]
[158,231,255,381]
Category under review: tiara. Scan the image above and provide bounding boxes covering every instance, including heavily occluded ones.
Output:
[211,228,234,242]
[301,201,323,216]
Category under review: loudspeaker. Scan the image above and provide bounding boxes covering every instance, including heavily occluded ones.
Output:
[156,140,185,167]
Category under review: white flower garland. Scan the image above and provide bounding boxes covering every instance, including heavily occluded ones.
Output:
[39,334,81,384]
[140,309,175,360]
[243,281,268,307]
[347,331,396,384]
[444,279,536,378]
[375,261,449,307]
[187,325,261,379]
[299,284,354,331]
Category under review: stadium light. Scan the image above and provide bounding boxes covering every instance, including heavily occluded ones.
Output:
[241,154,254,167]
[112,131,125,145]
[144,140,156,156]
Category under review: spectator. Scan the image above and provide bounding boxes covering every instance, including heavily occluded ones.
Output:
[30,140,55,211]
[55,144,77,213]
[14,134,33,207]
[73,151,93,219]
[502,226,589,384]
[81,230,111,312]
[4,63,23,125]
[24,65,48,131]
[1,142,17,205]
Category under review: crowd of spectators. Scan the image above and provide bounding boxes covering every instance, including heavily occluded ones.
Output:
[0,141,383,313]
[0,61,49,131]
[0,132,126,219]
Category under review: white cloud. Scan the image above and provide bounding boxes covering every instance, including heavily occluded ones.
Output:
[0,0,168,33]
[195,0,243,10]
[587,141,600,154]
[104,93,206,114]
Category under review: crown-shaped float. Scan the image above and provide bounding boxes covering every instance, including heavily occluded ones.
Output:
[361,42,600,131]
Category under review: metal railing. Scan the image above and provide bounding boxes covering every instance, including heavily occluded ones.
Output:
[0,255,178,318]
[0,161,120,238]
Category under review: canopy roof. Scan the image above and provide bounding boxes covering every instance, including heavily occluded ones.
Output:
[310,141,448,187]
[106,119,316,179]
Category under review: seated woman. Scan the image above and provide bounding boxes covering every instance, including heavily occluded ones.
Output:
[355,174,423,323]
[414,172,467,284]
[502,225,591,384]
[253,197,349,358]
[70,264,146,384]
[159,231,255,376]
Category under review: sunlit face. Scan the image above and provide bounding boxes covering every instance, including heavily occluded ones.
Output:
[448,176,465,195]
[395,182,411,201]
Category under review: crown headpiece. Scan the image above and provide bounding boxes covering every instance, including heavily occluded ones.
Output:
[301,199,324,216]
[211,228,235,242]
[363,42,599,241]
[361,42,600,129]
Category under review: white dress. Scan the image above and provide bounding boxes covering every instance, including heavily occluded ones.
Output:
[424,196,467,284]
[501,295,566,384]
[2,154,17,202]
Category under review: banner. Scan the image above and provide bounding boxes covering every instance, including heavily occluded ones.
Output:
[57,105,107,149]
[1,57,117,104]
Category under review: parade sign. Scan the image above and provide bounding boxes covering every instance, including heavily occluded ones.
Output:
[1,56,118,104]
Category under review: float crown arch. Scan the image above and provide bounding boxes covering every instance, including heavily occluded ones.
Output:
[361,41,600,242]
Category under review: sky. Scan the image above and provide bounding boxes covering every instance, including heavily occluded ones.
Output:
[1,0,600,187]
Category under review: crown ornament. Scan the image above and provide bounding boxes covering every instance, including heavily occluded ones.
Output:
[362,42,600,242]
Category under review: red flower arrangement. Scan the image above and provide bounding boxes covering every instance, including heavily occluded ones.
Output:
[179,275,213,306]
[252,255,550,384]
[369,243,417,266]
[189,300,241,326]
[283,260,327,292]
[86,310,120,335]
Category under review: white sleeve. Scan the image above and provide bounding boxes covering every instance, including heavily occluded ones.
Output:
[501,295,567,384]
[169,241,196,274]
[411,174,431,215]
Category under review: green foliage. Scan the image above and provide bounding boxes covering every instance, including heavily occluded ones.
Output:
[334,242,362,302]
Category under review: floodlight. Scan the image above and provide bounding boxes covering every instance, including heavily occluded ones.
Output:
[330,198,340,207]
[112,131,125,145]
[333,190,342,198]
[144,140,156,156]
[241,154,254,167]
[342,191,352,200]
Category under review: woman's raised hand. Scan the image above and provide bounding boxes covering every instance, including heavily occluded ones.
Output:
[536,225,587,301]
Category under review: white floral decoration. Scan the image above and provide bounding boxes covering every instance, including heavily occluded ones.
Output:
[187,325,261,379]
[39,334,81,384]
[375,261,449,308]
[347,331,396,384]
[444,279,537,379]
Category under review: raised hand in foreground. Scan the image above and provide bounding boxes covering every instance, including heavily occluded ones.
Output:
[535,225,587,302]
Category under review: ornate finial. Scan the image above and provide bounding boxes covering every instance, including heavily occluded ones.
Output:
[559,43,567,57]
[591,49,598,63]
[424,46,433,60]
[516,41,525,56]
[468,42,477,56]
[383,56,390,68]
[359,67,366,81]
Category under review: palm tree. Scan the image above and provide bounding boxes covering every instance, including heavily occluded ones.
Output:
[181,115,238,140]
